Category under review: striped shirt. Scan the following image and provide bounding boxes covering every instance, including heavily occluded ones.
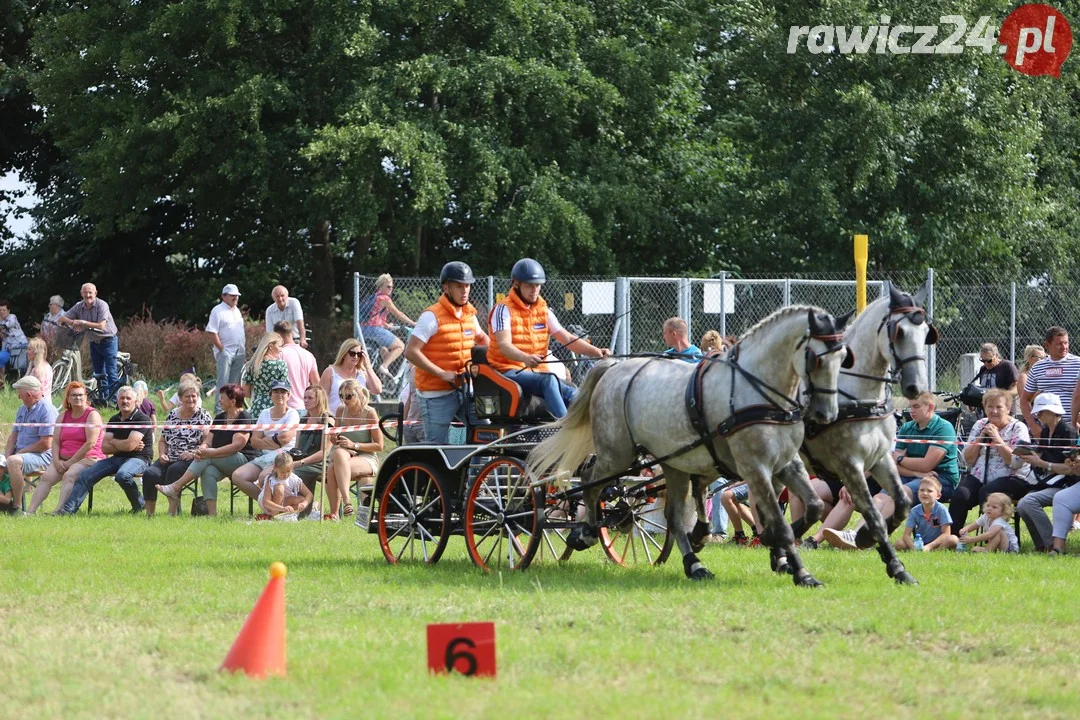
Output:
[1023,354,1080,418]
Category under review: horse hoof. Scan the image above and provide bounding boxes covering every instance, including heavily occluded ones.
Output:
[795,574,824,588]
[893,571,919,586]
[690,568,714,581]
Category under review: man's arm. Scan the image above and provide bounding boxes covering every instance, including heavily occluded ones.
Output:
[551,327,610,358]
[112,430,145,453]
[405,336,456,384]
[18,434,53,455]
[206,330,223,352]
[494,329,543,368]
[4,429,16,456]
[897,446,946,474]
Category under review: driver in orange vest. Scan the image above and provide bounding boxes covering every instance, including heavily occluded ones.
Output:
[487,258,610,418]
[404,261,489,443]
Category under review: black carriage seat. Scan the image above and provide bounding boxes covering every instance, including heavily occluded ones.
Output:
[469,346,553,422]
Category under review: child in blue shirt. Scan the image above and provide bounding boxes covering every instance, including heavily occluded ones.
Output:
[896,476,959,551]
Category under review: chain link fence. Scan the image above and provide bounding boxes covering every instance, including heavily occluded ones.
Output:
[353,269,1079,402]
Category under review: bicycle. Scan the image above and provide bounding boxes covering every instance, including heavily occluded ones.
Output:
[363,324,412,400]
[49,327,138,408]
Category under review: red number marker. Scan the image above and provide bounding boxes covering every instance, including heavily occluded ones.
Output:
[426,622,496,678]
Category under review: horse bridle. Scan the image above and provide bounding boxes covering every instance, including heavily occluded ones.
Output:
[877,305,938,372]
[796,331,853,400]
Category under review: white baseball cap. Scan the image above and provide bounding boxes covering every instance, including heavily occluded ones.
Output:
[221,283,241,296]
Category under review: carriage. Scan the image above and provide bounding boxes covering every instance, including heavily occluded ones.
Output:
[355,346,673,570]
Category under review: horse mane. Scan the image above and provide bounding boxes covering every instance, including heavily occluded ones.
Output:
[847,293,890,333]
[737,304,819,345]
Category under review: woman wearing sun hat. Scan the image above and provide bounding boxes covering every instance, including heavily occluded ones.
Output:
[1012,393,1080,551]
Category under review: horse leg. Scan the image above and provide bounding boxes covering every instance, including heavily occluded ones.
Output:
[779,459,823,539]
[851,458,917,585]
[566,461,607,551]
[664,467,713,580]
[688,474,713,553]
[745,469,823,588]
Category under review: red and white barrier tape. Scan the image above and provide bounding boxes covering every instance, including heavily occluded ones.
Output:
[0,419,417,433]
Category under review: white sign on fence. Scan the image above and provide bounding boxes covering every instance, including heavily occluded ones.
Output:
[703,280,734,315]
[581,282,615,314]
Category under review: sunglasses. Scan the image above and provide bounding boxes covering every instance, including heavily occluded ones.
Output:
[340,393,355,400]
[348,350,364,358]
[980,358,995,364]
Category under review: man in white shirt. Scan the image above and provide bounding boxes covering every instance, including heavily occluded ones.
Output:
[206,283,247,412]
[274,321,318,410]
[265,286,307,348]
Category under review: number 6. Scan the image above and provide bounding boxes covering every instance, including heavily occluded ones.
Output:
[445,637,478,676]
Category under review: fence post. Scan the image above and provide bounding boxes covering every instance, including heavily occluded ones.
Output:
[487,276,494,316]
[719,272,727,339]
[353,272,361,340]
[927,267,936,390]
[783,277,791,306]
[1010,281,1017,363]
[616,277,630,355]
[678,277,691,340]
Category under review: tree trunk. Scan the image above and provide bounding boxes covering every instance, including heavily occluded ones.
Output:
[309,220,335,318]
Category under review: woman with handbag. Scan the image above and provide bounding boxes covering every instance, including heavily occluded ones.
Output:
[949,389,1032,530]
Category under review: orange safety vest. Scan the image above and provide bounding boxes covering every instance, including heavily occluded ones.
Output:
[487,291,550,373]
[414,295,478,392]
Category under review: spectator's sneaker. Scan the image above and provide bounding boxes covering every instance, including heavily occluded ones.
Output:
[708,533,727,544]
[157,484,179,500]
[800,537,820,550]
[733,533,749,546]
[822,528,859,550]
[130,504,145,515]
[748,536,762,548]
[255,513,273,521]
[273,512,299,522]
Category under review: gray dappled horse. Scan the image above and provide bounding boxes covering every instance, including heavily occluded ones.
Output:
[528,306,852,586]
[799,285,938,585]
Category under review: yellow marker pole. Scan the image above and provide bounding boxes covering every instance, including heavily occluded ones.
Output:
[854,234,868,313]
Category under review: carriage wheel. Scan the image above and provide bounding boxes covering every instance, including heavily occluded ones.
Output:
[378,462,451,565]
[521,482,577,566]
[464,457,540,571]
[598,483,673,567]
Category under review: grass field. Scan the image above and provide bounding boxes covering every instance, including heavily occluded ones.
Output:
[2,393,1080,718]
[2,482,1080,720]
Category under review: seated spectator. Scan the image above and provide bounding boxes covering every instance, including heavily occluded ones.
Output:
[894,476,958,552]
[40,295,65,341]
[720,481,762,546]
[265,285,308,348]
[320,339,382,413]
[0,458,14,514]
[255,453,313,519]
[662,317,703,362]
[59,386,152,514]
[0,299,29,385]
[141,379,213,516]
[359,274,416,379]
[958,492,1019,553]
[274,321,318,410]
[25,337,52,400]
[279,386,335,494]
[3,375,57,510]
[973,343,1018,392]
[242,332,289,417]
[228,380,301,502]
[157,384,253,516]
[1015,393,1080,551]
[132,380,158,435]
[27,382,104,514]
[324,379,383,521]
[950,388,1031,530]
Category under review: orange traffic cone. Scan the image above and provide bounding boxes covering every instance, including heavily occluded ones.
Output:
[220,562,287,678]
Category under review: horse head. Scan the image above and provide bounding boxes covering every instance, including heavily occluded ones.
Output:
[800,309,851,424]
[880,284,936,399]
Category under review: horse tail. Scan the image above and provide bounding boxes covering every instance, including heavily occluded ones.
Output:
[527,359,614,481]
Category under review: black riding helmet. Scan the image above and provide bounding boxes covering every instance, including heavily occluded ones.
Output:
[511,258,546,284]
[440,261,475,285]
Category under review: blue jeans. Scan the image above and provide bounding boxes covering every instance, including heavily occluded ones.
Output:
[214,347,246,412]
[419,391,466,445]
[90,336,119,402]
[708,480,731,535]
[62,456,149,513]
[504,369,577,418]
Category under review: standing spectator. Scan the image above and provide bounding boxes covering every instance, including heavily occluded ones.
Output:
[41,295,65,341]
[320,338,382,414]
[60,386,152,515]
[206,283,246,412]
[973,343,1018,391]
[242,332,289,417]
[141,379,213,516]
[265,285,307,348]
[57,283,120,403]
[25,337,53,400]
[274,321,318,410]
[27,382,103,514]
[3,376,57,511]
[0,299,30,384]
[662,317,703,363]
[405,262,490,443]
[1018,327,1080,438]
[399,364,425,445]
[1016,344,1047,403]
[359,274,416,379]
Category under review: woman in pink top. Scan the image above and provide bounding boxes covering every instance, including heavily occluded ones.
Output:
[27,381,104,513]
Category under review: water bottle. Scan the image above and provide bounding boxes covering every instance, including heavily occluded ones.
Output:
[956,542,967,553]
[913,533,924,552]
